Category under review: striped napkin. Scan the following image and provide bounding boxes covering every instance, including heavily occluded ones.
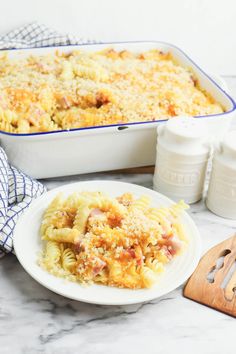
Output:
[0,22,97,256]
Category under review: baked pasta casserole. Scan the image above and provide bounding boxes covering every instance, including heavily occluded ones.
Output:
[39,191,188,289]
[0,49,223,134]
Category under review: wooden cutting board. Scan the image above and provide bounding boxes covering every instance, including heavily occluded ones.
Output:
[184,235,236,317]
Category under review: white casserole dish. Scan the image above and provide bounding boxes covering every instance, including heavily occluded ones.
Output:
[0,41,235,179]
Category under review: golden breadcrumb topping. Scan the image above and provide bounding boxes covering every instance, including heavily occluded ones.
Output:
[39,191,188,289]
[0,49,223,134]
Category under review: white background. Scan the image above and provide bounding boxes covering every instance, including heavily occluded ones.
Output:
[1,0,236,75]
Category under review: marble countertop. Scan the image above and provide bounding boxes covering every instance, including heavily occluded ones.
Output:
[1,77,236,354]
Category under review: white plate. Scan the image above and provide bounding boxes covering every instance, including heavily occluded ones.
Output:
[14,180,201,305]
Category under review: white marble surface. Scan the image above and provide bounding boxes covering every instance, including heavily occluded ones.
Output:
[1,77,236,354]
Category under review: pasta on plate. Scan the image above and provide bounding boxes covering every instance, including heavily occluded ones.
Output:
[0,48,223,134]
[39,191,189,289]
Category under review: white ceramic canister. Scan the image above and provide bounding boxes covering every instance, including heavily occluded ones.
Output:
[206,131,236,219]
[153,116,210,204]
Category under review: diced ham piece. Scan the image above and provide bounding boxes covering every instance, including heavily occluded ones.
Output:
[74,240,85,253]
[92,258,106,275]
[167,246,175,256]
[163,246,173,259]
[59,96,73,109]
[169,236,182,255]
[163,236,182,256]
[120,248,135,260]
[28,105,44,125]
[137,258,143,266]
[37,62,51,73]
[127,248,136,258]
[120,247,143,266]
[162,232,173,239]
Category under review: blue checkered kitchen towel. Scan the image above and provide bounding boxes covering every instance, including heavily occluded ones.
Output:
[0,148,46,256]
[0,22,97,49]
[0,22,97,256]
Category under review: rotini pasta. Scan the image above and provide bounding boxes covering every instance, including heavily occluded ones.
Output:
[39,191,188,289]
[0,49,223,134]
[44,226,79,243]
[62,248,77,271]
[140,266,157,288]
[43,241,61,270]
[40,194,64,236]
[73,204,91,234]
[169,200,189,217]
[149,208,172,234]
[60,61,74,81]
[145,257,164,274]
[130,195,151,212]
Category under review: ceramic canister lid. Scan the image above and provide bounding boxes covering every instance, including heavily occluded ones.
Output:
[157,116,209,156]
